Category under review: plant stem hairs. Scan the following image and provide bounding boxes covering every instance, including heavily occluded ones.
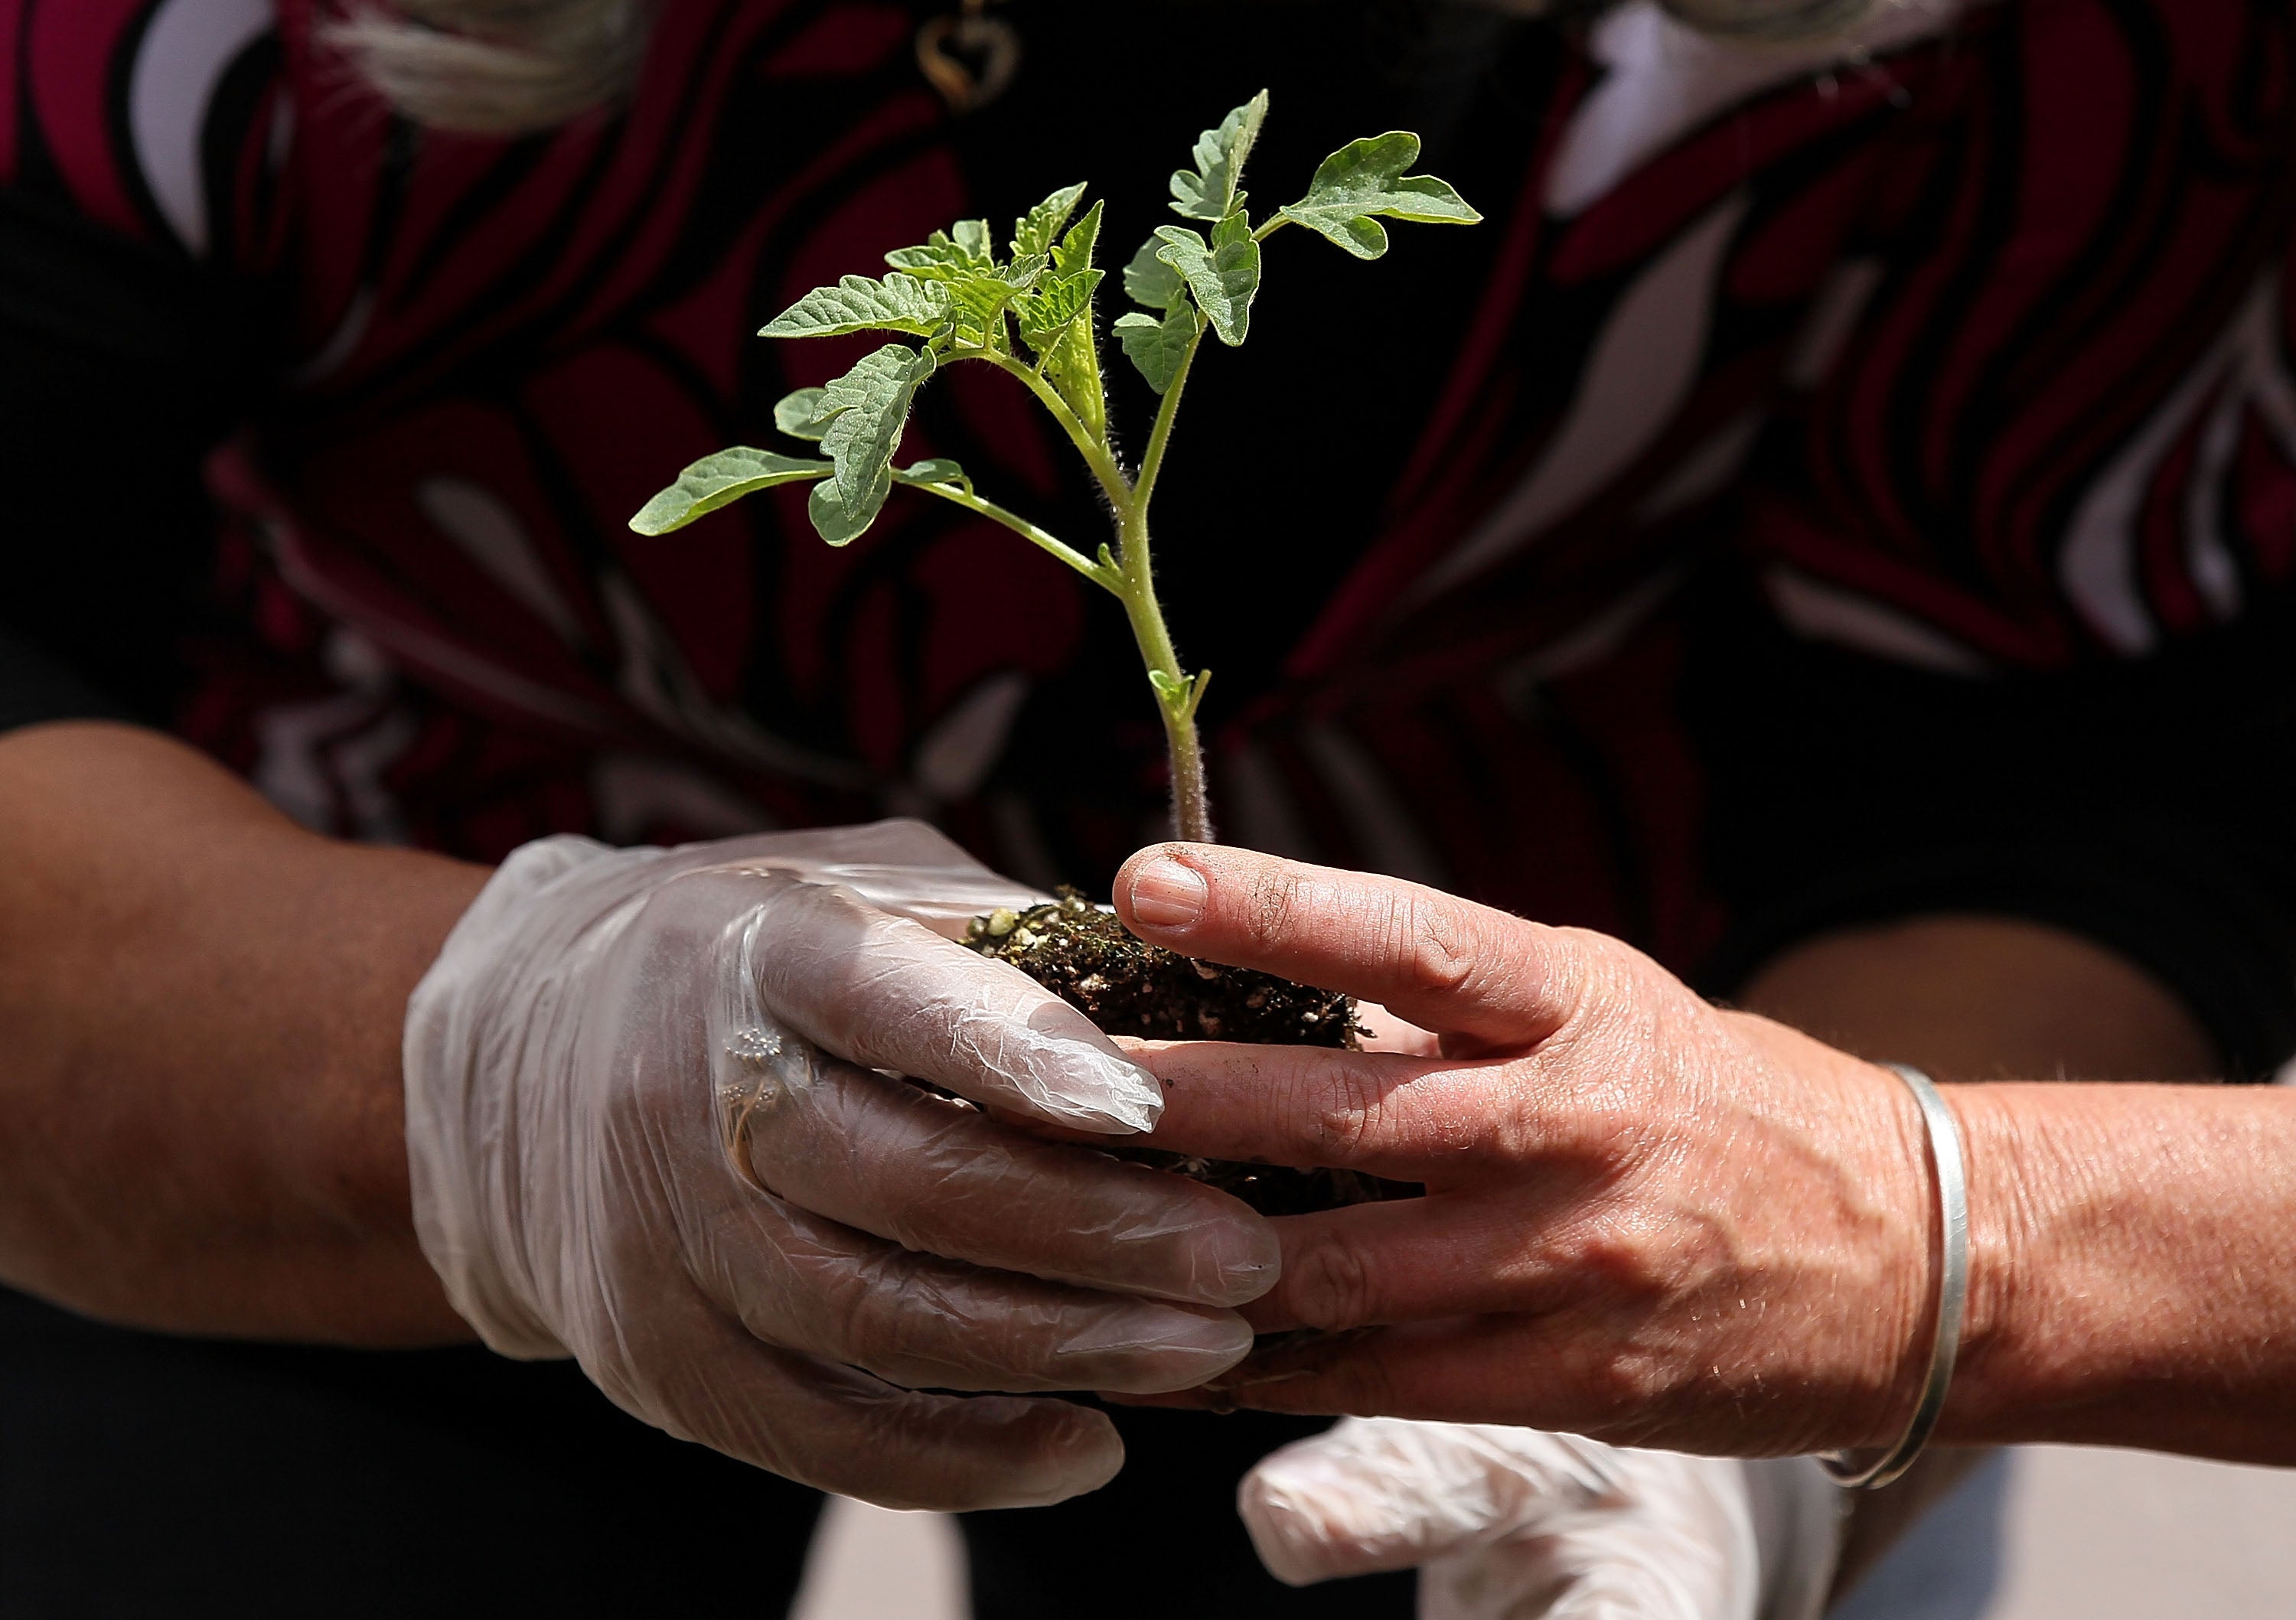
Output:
[328,0,1887,136]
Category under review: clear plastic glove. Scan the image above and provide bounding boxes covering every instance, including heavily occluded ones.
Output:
[1240,1418,1844,1620]
[403,820,1278,1510]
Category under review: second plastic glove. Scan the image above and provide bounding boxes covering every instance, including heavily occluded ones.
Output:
[1240,1417,1844,1619]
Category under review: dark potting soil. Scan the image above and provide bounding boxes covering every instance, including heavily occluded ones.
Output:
[967,890,1407,1216]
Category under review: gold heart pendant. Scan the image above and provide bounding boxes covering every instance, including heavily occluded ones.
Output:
[915,7,1022,114]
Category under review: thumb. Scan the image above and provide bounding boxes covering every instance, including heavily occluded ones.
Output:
[1238,1418,1621,1586]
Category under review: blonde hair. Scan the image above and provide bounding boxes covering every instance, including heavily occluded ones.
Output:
[332,0,1881,137]
[325,0,651,135]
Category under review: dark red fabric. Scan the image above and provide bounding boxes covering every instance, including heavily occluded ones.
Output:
[8,0,2296,979]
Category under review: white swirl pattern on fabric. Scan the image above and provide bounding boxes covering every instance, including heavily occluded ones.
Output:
[130,0,275,256]
[2062,271,2296,654]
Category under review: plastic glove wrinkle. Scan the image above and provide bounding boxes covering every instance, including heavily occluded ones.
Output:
[736,1060,1275,1305]
[745,878,1163,1133]
[404,824,1272,1506]
[688,1187,1252,1394]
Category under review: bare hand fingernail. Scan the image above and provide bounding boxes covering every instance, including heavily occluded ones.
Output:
[1128,857,1208,931]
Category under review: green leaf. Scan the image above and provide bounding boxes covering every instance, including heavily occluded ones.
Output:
[1114,302,1201,395]
[1041,318,1107,441]
[894,457,969,490]
[953,217,995,263]
[885,223,998,280]
[1124,234,1188,310]
[807,344,938,545]
[1052,200,1104,277]
[1153,214,1261,346]
[1009,200,1112,436]
[809,475,891,547]
[1012,183,1088,261]
[1275,132,1482,259]
[1145,667,1210,718]
[944,262,1045,352]
[628,447,831,536]
[1170,90,1270,223]
[761,273,948,339]
[1027,202,1112,437]
[774,387,832,442]
[1014,269,1104,351]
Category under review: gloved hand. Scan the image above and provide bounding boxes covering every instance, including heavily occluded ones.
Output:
[1239,1419,1844,1619]
[404,820,1277,1510]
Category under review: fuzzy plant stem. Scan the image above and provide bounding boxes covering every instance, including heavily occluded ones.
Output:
[968,330,1218,842]
[1118,324,1213,845]
[892,349,1216,843]
[1121,572,1213,844]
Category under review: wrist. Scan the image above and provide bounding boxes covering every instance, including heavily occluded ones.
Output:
[1845,1058,1945,1453]
[1928,1081,2240,1449]
[1931,1081,2229,1449]
[1729,1015,1942,1452]
[262,836,492,1342]
[1819,1063,1969,1488]
[1919,1082,2026,1445]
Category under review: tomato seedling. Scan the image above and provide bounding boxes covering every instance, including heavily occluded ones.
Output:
[633,90,1478,842]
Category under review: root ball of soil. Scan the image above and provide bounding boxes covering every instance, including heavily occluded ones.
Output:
[967,890,1401,1217]
[965,889,1356,1048]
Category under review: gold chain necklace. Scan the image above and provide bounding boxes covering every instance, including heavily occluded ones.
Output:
[915,0,1022,113]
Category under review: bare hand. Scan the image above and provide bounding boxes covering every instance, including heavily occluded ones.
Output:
[1108,843,1939,1458]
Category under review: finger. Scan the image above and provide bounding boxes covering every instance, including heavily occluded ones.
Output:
[688,1190,1254,1395]
[742,1056,1280,1308]
[1115,844,1583,1047]
[1127,1038,1522,1182]
[739,874,1164,1133]
[1140,1309,1899,1457]
[589,1291,1124,1510]
[1129,1316,1701,1444]
[1240,1197,1583,1334]
[1241,1417,1621,1583]
[1114,1318,1537,1426]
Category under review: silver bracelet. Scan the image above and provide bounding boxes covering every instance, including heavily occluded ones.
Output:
[1820,1062,1970,1491]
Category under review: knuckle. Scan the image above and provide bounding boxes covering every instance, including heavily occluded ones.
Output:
[1282,1230,1381,1330]
[1296,1060,1386,1163]
[1548,928,1625,1019]
[1387,892,1476,999]
[1557,927,1680,1023]
[1544,932,1662,1068]
[1446,1076,1533,1172]
[1532,1214,1706,1420]
[1245,865,1306,950]
[1571,1338,1673,1416]
[1549,1209,1669,1293]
